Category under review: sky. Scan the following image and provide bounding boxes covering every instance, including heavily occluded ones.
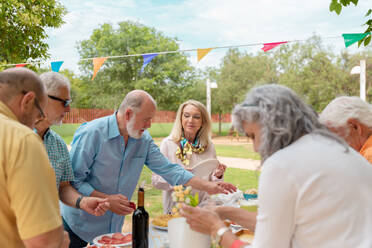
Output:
[46,0,372,73]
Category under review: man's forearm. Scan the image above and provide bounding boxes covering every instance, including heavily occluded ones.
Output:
[90,190,109,198]
[184,176,209,191]
[59,182,81,208]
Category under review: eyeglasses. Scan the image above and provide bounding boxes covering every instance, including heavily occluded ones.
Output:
[21,90,45,118]
[48,95,72,107]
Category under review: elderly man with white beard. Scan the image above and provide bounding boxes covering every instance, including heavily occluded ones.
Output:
[62,89,236,246]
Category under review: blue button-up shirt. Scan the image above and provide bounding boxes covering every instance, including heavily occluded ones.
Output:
[62,113,194,242]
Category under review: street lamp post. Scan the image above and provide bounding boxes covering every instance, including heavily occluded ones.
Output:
[206,78,217,117]
[351,59,366,101]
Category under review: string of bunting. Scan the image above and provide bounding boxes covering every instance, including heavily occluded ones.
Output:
[5,32,370,80]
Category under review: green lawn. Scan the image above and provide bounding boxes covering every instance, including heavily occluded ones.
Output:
[51,124,80,145]
[215,144,261,160]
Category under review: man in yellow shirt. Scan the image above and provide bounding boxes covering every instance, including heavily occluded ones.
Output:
[0,68,67,247]
[319,96,372,164]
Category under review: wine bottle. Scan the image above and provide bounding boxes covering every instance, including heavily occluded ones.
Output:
[132,187,149,248]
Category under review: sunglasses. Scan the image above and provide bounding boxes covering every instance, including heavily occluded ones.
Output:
[48,95,72,107]
[21,90,45,118]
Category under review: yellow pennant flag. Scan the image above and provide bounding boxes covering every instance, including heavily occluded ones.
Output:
[197,48,213,62]
[92,57,108,80]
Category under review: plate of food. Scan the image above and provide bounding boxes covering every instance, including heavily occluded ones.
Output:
[151,214,175,231]
[92,232,132,247]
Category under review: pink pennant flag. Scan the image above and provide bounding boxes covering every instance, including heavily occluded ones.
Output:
[261,41,288,52]
[15,63,27,67]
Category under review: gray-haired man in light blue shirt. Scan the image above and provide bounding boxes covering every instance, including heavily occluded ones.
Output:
[62,90,236,246]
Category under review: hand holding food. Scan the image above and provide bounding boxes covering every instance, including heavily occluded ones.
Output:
[80,197,110,216]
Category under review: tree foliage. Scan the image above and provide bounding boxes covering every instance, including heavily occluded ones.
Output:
[76,21,199,110]
[213,35,372,113]
[0,0,66,63]
[329,0,371,46]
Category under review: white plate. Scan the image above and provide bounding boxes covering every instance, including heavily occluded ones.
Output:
[151,223,168,231]
[92,232,132,247]
[191,158,219,179]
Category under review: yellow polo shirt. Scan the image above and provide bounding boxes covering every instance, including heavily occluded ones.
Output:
[360,135,372,165]
[0,101,61,247]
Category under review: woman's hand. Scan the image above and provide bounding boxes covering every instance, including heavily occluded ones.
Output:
[180,204,225,235]
[214,163,227,178]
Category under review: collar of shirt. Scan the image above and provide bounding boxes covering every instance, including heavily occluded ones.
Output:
[108,112,121,140]
[360,135,372,155]
[0,100,18,121]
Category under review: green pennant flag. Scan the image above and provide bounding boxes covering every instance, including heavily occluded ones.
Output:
[342,33,370,47]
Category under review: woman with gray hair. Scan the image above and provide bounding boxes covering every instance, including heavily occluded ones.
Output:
[152,99,227,214]
[180,84,372,248]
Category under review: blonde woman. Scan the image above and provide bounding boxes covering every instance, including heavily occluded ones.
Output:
[152,100,227,214]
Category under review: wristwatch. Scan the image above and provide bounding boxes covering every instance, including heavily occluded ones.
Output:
[75,195,84,209]
[213,226,229,245]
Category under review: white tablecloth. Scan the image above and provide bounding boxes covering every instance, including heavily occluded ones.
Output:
[149,225,169,248]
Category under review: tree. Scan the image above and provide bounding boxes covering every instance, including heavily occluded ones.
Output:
[0,0,66,64]
[216,35,372,114]
[214,49,278,115]
[329,0,371,46]
[274,36,356,111]
[77,21,198,110]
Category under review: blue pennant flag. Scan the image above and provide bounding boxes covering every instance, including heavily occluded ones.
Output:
[140,54,158,73]
[51,61,64,72]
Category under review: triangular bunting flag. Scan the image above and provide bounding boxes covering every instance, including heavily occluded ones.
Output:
[140,53,158,73]
[197,48,213,62]
[342,33,370,47]
[15,63,27,67]
[92,57,108,80]
[261,41,288,52]
[51,61,64,72]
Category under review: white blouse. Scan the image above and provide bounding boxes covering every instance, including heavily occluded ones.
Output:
[252,134,372,248]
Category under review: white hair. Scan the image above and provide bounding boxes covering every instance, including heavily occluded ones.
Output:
[319,96,372,129]
[39,72,70,96]
[233,84,347,162]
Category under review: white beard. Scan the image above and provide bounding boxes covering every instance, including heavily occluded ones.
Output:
[127,115,143,139]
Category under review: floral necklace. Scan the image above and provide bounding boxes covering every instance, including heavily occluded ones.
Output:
[176,136,205,167]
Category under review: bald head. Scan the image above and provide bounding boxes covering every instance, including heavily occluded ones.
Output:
[118,90,156,114]
[0,68,45,103]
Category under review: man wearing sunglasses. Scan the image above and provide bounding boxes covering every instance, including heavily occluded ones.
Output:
[0,68,68,247]
[35,72,110,229]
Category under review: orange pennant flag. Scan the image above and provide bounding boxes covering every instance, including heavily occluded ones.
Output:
[197,48,213,62]
[92,57,108,80]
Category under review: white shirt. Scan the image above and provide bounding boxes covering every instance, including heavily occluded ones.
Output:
[252,134,372,248]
